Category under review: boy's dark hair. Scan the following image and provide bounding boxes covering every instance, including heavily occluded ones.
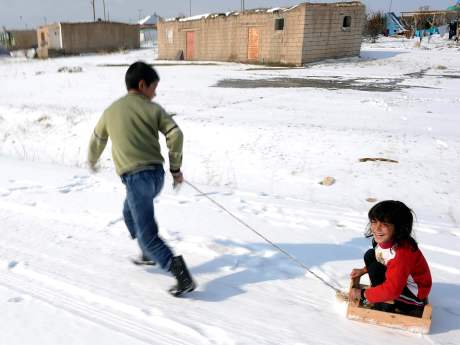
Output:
[365,200,418,250]
[125,61,159,90]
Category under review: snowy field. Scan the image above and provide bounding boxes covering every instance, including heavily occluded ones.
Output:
[0,36,459,344]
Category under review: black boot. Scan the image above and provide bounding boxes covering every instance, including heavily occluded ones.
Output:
[169,255,196,297]
[372,302,395,313]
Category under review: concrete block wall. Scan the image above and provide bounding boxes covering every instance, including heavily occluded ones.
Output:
[61,22,140,54]
[302,2,365,63]
[8,30,37,50]
[158,6,306,65]
[158,2,365,66]
[38,22,140,58]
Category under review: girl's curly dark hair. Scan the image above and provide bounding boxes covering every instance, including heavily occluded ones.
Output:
[365,200,418,251]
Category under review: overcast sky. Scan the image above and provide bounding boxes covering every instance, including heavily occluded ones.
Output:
[0,0,456,29]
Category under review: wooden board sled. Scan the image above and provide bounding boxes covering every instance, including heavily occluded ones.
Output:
[346,277,432,334]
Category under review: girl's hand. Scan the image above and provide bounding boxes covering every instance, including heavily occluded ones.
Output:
[349,288,363,302]
[350,267,367,279]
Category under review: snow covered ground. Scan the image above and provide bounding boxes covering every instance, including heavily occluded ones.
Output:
[0,35,459,344]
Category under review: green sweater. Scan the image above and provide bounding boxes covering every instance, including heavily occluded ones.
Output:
[88,93,183,176]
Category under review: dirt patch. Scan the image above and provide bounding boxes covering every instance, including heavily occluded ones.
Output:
[404,68,430,79]
[213,76,419,92]
[431,74,460,79]
[98,63,220,67]
[245,67,303,71]
[359,158,398,163]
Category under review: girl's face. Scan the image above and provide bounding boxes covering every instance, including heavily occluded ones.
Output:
[370,219,395,244]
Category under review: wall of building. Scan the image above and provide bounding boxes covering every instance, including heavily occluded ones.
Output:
[158,6,306,65]
[158,2,364,66]
[301,2,365,63]
[37,24,61,58]
[38,22,139,58]
[60,22,139,54]
[4,30,38,50]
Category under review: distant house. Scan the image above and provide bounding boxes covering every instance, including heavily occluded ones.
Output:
[37,21,140,59]
[385,12,407,36]
[158,1,365,66]
[139,14,160,48]
[0,29,37,50]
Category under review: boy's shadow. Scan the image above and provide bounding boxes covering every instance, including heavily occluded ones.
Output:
[189,236,368,302]
[428,282,460,334]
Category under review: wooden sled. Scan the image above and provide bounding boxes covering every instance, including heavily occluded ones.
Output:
[346,277,432,334]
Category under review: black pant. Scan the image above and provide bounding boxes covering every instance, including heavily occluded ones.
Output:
[364,249,425,317]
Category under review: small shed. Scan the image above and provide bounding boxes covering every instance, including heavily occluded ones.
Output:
[157,1,365,66]
[37,21,140,58]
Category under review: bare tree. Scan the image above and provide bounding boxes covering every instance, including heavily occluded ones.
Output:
[364,11,386,43]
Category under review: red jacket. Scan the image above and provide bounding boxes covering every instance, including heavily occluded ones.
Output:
[365,242,432,304]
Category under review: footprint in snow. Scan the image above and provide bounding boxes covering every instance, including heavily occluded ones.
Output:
[436,139,448,149]
[0,188,11,197]
[8,260,19,269]
[58,175,94,193]
[8,297,24,303]
[107,217,123,227]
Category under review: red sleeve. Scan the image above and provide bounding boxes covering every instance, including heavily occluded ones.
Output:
[364,248,413,303]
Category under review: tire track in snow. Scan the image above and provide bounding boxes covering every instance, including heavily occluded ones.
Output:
[0,205,235,345]
[0,261,210,345]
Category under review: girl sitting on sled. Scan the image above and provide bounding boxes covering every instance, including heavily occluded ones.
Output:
[349,200,432,316]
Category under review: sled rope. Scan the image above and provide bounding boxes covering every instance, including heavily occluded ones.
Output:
[184,180,344,294]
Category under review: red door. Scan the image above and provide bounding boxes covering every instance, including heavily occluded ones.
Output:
[186,31,195,60]
[247,28,259,60]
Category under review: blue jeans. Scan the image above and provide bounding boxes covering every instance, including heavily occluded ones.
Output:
[121,167,173,270]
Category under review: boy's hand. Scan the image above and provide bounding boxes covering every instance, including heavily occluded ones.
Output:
[171,170,183,188]
[350,267,367,279]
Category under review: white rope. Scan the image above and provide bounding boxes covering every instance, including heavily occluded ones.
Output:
[184,180,344,294]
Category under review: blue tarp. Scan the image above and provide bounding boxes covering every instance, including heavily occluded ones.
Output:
[385,12,406,35]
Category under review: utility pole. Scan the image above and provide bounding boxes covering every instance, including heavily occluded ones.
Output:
[102,0,106,21]
[90,0,96,21]
[388,0,393,13]
[189,0,192,17]
[138,9,142,21]
[241,0,245,12]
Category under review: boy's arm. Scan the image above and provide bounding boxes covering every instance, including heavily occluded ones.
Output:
[158,108,183,172]
[87,114,109,170]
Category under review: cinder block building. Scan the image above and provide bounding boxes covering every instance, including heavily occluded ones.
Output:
[157,1,365,66]
[37,21,140,58]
